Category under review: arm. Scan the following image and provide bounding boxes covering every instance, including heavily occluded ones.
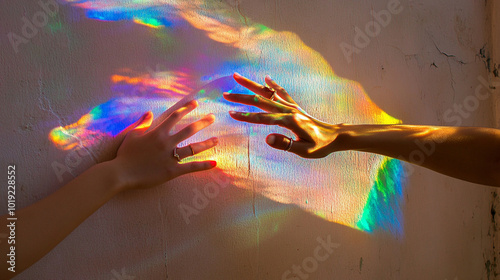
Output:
[0,161,124,277]
[337,124,500,186]
[223,73,500,187]
[0,100,218,278]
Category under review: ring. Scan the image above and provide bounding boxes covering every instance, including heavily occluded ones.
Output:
[173,147,181,162]
[270,91,277,101]
[189,145,195,156]
[285,137,293,152]
[264,86,277,101]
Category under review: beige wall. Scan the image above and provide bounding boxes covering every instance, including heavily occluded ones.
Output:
[1,0,499,279]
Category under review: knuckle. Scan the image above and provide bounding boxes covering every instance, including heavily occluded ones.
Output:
[185,125,197,135]
[276,117,287,126]
[288,108,299,115]
[252,94,262,102]
[190,162,202,171]
[170,111,181,119]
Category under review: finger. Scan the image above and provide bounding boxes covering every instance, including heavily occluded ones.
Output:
[157,100,198,133]
[133,111,154,131]
[233,72,276,99]
[123,111,154,137]
[262,86,277,100]
[172,113,215,143]
[222,92,289,113]
[177,160,217,175]
[266,133,309,155]
[175,137,218,160]
[228,111,293,128]
[264,75,297,105]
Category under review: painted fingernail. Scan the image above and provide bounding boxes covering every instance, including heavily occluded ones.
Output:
[209,161,217,167]
[234,72,242,77]
[265,75,272,80]
[266,135,276,145]
[223,92,230,96]
[229,111,237,115]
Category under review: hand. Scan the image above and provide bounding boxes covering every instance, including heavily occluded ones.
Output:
[223,73,346,158]
[110,100,218,190]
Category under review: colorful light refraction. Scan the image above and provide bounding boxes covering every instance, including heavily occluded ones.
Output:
[51,0,406,237]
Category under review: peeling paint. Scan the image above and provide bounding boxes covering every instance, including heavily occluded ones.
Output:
[485,191,499,279]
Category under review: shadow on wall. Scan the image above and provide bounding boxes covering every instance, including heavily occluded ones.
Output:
[4,0,413,278]
[39,0,406,236]
[0,0,422,278]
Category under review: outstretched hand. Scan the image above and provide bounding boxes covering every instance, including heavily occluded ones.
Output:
[223,73,345,158]
[111,100,218,190]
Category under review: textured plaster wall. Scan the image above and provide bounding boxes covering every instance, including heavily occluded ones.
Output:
[1,0,500,279]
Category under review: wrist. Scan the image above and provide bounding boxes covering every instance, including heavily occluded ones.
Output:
[96,160,129,194]
[328,123,355,153]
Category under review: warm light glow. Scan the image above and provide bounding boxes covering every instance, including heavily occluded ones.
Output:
[53,0,406,238]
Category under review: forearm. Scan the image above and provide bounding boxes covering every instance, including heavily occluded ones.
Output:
[337,124,500,186]
[0,161,124,278]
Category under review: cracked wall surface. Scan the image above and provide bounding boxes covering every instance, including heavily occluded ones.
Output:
[1,0,500,279]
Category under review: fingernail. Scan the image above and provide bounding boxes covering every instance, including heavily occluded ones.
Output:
[186,100,197,107]
[229,111,237,115]
[206,113,216,122]
[135,112,153,130]
[234,72,242,77]
[212,137,219,144]
[141,111,150,121]
[223,92,230,96]
[135,112,147,125]
[209,161,217,167]
[144,111,154,121]
[267,135,276,145]
[265,74,272,80]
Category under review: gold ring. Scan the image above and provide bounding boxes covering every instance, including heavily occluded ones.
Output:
[264,86,277,101]
[285,137,293,152]
[270,91,277,101]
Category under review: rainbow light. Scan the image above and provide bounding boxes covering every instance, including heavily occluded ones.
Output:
[52,0,406,238]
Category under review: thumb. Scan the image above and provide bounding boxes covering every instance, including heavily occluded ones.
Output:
[266,133,294,151]
[133,111,154,131]
[119,111,153,138]
[131,111,153,133]
[98,112,154,163]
